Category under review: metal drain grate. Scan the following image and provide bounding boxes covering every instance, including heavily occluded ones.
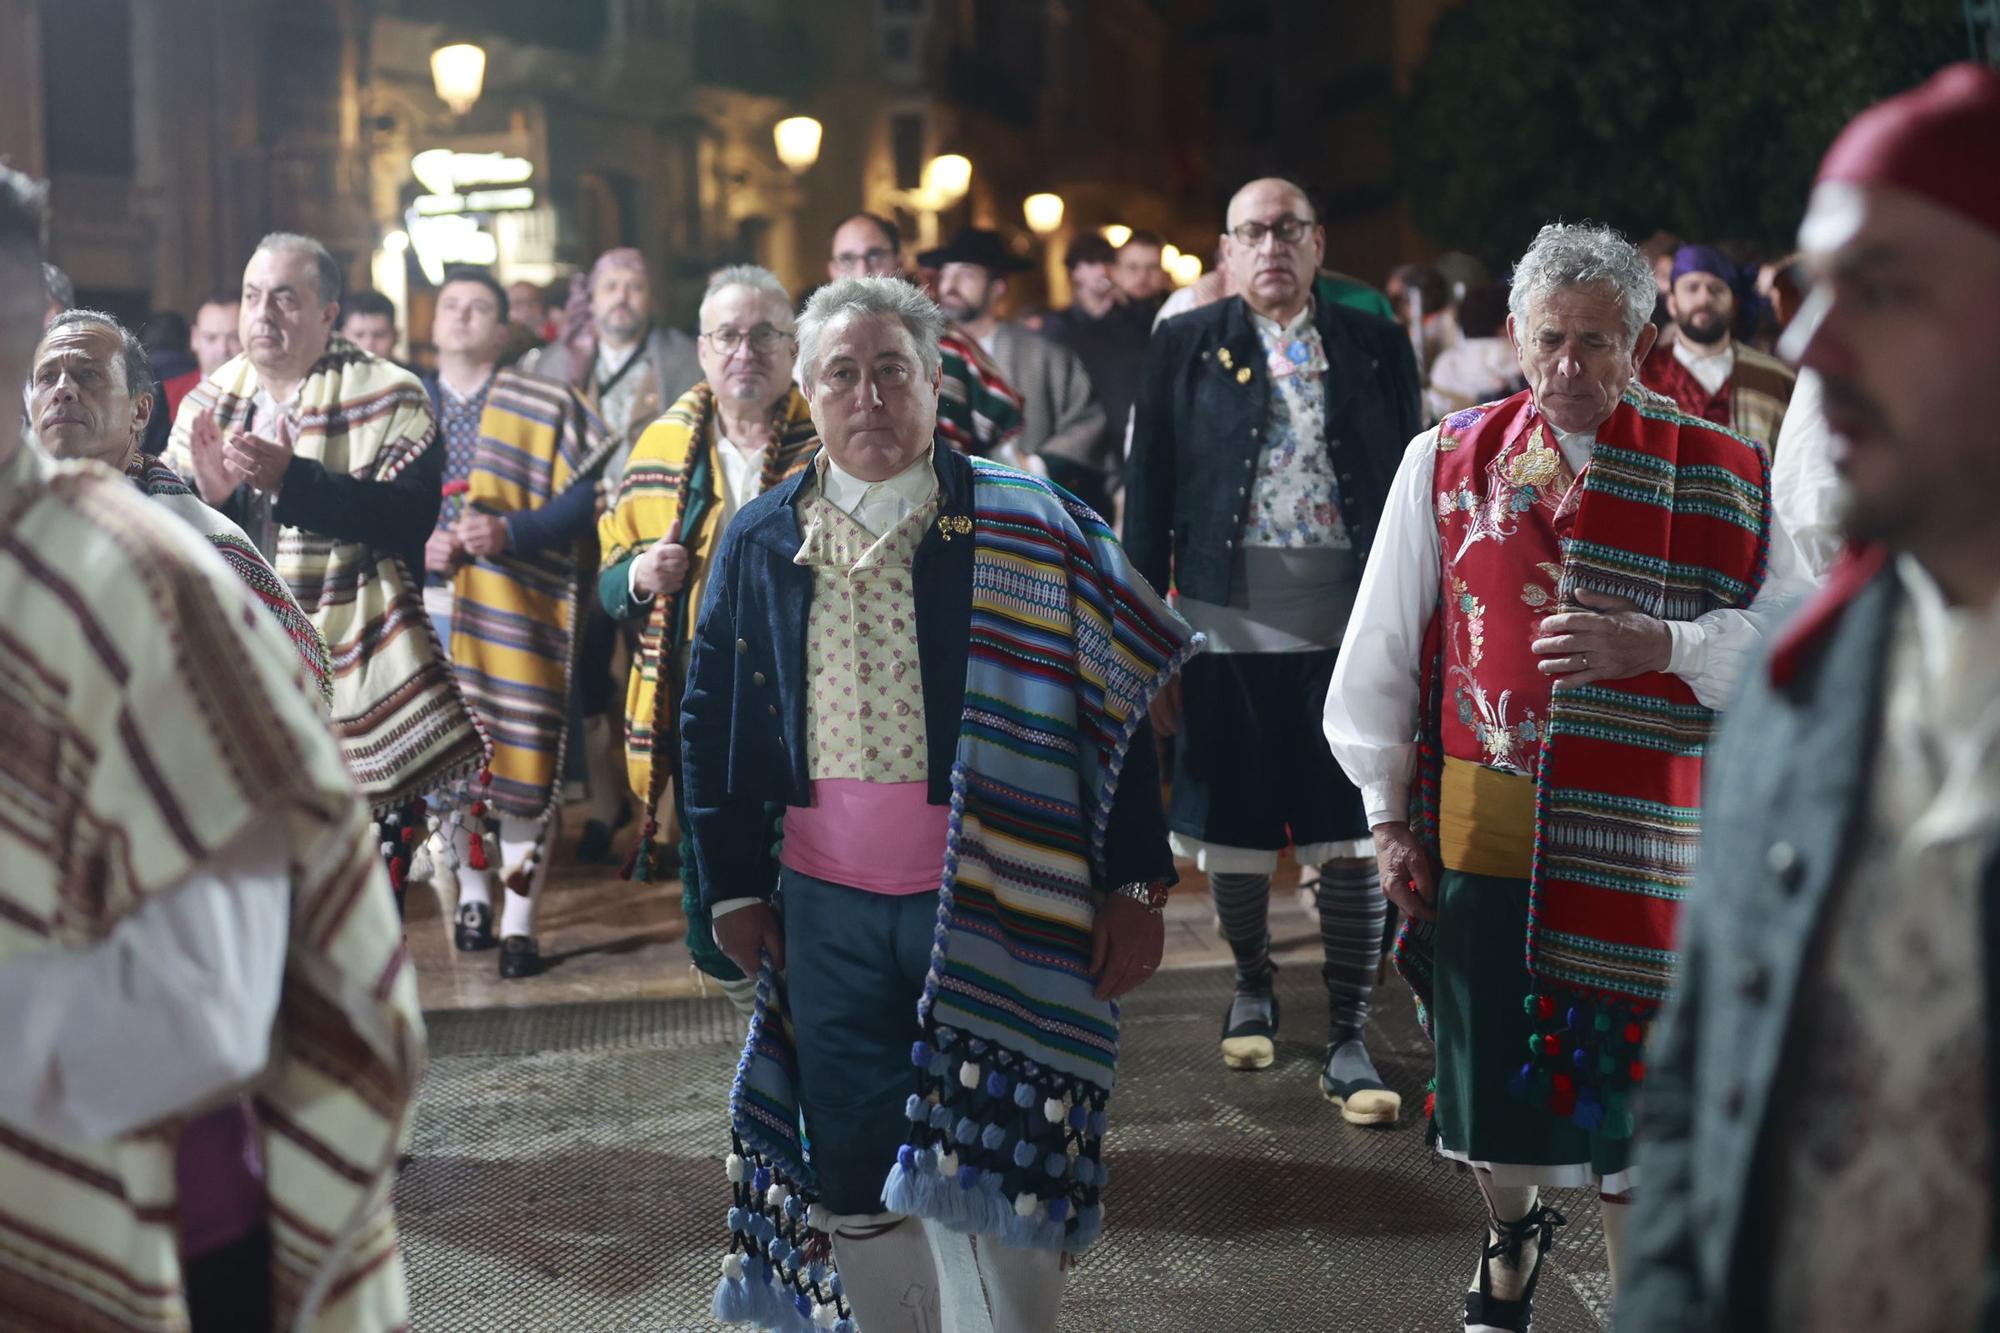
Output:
[400,966,1608,1331]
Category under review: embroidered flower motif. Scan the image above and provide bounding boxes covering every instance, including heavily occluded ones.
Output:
[1504,431,1561,489]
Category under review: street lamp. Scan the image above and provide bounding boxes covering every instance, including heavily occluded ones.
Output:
[922,154,972,206]
[1022,193,1064,236]
[774,116,823,174]
[1101,223,1132,248]
[431,42,487,116]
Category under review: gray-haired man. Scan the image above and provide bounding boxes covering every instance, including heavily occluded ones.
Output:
[681,276,1192,1331]
[1324,222,1810,1330]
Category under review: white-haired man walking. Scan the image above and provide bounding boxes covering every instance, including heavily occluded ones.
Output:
[1324,223,1811,1330]
[682,276,1196,1331]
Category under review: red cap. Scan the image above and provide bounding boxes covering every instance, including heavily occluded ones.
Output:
[1816,62,2000,240]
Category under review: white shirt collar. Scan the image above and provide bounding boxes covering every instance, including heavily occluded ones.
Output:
[1247,299,1316,341]
[596,338,643,379]
[814,447,938,536]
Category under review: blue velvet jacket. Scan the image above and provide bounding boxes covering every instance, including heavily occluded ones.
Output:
[679,444,1174,911]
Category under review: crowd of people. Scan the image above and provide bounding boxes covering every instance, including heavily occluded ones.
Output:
[0,57,1996,1333]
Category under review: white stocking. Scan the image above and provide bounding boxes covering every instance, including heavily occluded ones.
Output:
[1600,1191,1633,1298]
[1470,1176,1542,1300]
[828,1213,941,1333]
[952,1233,1066,1332]
[452,817,492,911]
[496,815,549,940]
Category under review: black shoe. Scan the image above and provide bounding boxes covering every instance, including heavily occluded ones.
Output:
[1219,988,1278,1070]
[453,901,495,952]
[1463,1205,1566,1332]
[498,935,541,979]
[575,819,617,864]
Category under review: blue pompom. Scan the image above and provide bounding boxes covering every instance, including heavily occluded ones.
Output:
[927,1050,952,1076]
[1011,1083,1036,1109]
[897,1144,917,1171]
[794,1290,814,1317]
[1044,1151,1067,1177]
[1088,1110,1108,1137]
[1012,1140,1038,1168]
[957,1164,980,1189]
[980,1123,1007,1151]
[1047,1196,1070,1222]
[969,1038,989,1055]
[910,1040,931,1068]
[954,1117,979,1145]
[905,1094,927,1122]
[928,1103,953,1130]
[1067,1105,1087,1131]
[728,1207,749,1233]
[753,1167,773,1192]
[784,1194,805,1220]
[985,1071,1009,1098]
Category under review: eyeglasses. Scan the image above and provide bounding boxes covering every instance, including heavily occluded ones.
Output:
[1229,216,1315,247]
[831,248,899,275]
[701,324,792,355]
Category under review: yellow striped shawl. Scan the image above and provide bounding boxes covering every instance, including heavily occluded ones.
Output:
[598,383,819,800]
[165,340,485,808]
[0,445,423,1332]
[448,370,610,820]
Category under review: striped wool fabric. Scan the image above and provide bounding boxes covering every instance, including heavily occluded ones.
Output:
[937,330,1024,458]
[124,454,334,707]
[599,383,820,804]
[1400,385,1769,1135]
[0,444,423,1331]
[448,370,611,821]
[715,461,1199,1328]
[166,338,486,810]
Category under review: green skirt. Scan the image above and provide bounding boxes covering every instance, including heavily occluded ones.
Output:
[1432,868,1635,1189]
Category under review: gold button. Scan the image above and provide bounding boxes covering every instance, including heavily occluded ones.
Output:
[894,700,911,716]
[735,638,748,654]
[898,745,913,758]
[753,671,767,686]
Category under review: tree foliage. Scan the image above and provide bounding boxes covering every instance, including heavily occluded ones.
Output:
[1395,0,1970,265]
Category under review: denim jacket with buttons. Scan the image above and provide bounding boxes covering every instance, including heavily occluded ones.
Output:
[679,443,1173,909]
[1122,294,1422,605]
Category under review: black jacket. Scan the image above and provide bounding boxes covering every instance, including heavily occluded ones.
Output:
[1122,295,1421,604]
[679,444,1174,910]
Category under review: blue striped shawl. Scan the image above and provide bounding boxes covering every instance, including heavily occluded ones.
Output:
[712,463,1200,1328]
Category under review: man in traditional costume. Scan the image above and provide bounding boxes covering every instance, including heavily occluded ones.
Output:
[166,231,486,905]
[683,277,1194,1331]
[828,211,1027,459]
[420,272,618,978]
[1125,177,1422,1124]
[518,247,704,863]
[1639,245,1798,457]
[0,164,424,1333]
[926,227,1112,513]
[28,307,333,704]
[1324,221,1811,1332]
[1620,64,2000,1332]
[598,265,820,1001]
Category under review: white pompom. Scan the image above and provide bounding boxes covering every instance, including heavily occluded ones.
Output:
[814,1303,840,1329]
[725,1153,746,1183]
[1043,1097,1064,1123]
[722,1253,746,1281]
[766,1184,787,1211]
[1013,1191,1039,1218]
[958,1061,981,1089]
[939,1149,960,1176]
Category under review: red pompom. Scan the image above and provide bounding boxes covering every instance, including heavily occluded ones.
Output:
[1627,1060,1647,1084]
[470,800,487,818]
[467,837,488,871]
[1550,1072,1574,1095]
[388,860,405,890]
[1535,995,1556,1020]
[1551,1090,1577,1118]
[1541,1034,1563,1057]
[1624,1022,1644,1044]
[1423,1091,1437,1119]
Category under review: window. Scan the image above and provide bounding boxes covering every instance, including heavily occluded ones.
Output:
[40,0,134,177]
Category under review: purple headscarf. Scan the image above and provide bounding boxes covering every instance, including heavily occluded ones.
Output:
[1669,244,1737,287]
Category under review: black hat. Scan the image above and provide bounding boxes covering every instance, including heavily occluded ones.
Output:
[916,227,1032,274]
